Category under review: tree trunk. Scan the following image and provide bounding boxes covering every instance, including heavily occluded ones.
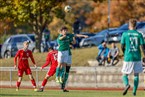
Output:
[35,32,42,52]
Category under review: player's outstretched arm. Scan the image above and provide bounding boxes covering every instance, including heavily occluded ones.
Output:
[75,34,88,38]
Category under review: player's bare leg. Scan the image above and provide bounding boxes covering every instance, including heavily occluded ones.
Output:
[28,74,37,91]
[37,75,51,92]
[16,77,22,91]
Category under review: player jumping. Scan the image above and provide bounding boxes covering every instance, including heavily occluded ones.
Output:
[14,41,37,91]
[121,19,145,96]
[37,47,58,92]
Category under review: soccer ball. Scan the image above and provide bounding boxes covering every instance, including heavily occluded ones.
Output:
[64,5,72,13]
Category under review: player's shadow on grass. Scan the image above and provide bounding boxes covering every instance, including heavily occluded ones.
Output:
[0,94,34,96]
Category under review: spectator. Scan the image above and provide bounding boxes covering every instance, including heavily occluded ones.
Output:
[96,40,110,66]
[43,28,50,52]
[72,18,82,34]
[107,43,119,66]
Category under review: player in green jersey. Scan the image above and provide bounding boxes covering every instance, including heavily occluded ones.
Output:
[56,27,70,83]
[121,19,145,96]
[61,32,88,92]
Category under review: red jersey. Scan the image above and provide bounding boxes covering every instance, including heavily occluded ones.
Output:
[14,49,35,69]
[42,50,58,69]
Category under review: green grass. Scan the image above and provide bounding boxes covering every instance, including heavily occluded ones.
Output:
[0,88,144,97]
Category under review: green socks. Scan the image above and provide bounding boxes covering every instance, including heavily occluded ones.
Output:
[60,67,65,78]
[56,67,60,77]
[122,75,129,86]
[133,76,139,94]
[63,72,69,86]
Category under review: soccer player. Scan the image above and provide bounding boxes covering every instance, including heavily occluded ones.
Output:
[56,26,70,83]
[14,41,37,91]
[121,19,145,96]
[37,47,58,92]
[61,32,88,92]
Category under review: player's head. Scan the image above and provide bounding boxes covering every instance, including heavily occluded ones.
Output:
[23,40,30,50]
[129,19,137,30]
[101,40,107,47]
[48,46,54,52]
[60,26,68,35]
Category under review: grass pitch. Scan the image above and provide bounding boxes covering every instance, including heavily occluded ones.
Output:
[0,88,144,97]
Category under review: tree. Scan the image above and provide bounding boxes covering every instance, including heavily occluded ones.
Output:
[0,0,66,52]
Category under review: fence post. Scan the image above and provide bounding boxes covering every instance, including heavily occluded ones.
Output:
[35,68,39,87]
[10,68,12,87]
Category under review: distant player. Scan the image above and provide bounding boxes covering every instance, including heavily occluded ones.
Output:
[37,47,58,92]
[14,41,37,91]
[121,19,145,96]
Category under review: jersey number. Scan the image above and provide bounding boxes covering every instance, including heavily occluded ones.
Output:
[53,54,58,61]
[129,37,138,52]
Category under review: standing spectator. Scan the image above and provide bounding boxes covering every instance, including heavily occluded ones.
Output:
[96,40,110,66]
[72,18,82,34]
[107,43,119,66]
[43,28,50,52]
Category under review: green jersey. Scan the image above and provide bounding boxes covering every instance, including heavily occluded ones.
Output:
[57,34,70,51]
[121,30,144,61]
[67,33,75,55]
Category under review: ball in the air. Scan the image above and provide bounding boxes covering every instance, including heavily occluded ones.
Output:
[64,5,72,13]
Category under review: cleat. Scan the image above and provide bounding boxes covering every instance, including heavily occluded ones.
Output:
[133,93,136,96]
[56,77,60,83]
[63,89,69,92]
[123,85,130,95]
[59,77,63,84]
[34,88,38,92]
[37,88,43,92]
[16,87,19,91]
[16,89,19,91]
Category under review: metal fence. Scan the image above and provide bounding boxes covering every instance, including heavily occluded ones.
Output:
[0,67,145,88]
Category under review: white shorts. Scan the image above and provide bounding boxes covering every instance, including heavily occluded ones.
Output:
[67,55,72,65]
[121,61,143,74]
[57,50,69,64]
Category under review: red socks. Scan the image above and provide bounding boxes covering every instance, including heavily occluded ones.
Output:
[16,82,21,88]
[31,79,36,87]
[42,79,48,87]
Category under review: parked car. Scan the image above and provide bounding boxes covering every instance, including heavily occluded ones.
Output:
[108,22,145,42]
[79,28,117,47]
[1,34,35,58]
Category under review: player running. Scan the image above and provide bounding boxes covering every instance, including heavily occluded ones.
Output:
[37,47,58,92]
[121,19,145,96]
[14,41,37,91]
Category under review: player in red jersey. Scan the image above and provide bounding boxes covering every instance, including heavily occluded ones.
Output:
[14,41,37,91]
[37,47,58,92]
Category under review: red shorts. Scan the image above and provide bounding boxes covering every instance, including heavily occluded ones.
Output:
[47,66,57,76]
[18,68,32,77]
